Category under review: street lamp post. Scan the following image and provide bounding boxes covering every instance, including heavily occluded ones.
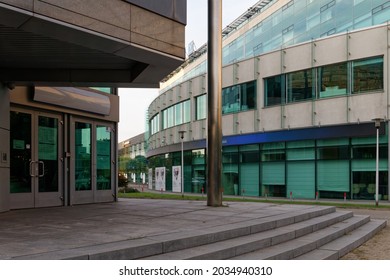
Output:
[372,118,383,207]
[179,130,186,198]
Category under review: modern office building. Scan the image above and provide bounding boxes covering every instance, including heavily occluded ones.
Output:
[118,133,148,183]
[0,0,186,212]
[146,0,390,201]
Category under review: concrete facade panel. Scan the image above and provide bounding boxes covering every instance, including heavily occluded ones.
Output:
[238,59,255,84]
[0,0,33,11]
[348,27,387,61]
[222,65,234,87]
[222,114,234,136]
[349,93,387,123]
[130,5,185,57]
[314,98,348,126]
[284,44,313,73]
[238,111,255,134]
[260,51,282,78]
[313,35,348,66]
[284,102,313,129]
[261,106,282,132]
[33,0,131,41]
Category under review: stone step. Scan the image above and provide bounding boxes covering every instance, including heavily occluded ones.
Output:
[231,215,370,260]
[294,219,387,260]
[140,210,354,260]
[15,205,337,260]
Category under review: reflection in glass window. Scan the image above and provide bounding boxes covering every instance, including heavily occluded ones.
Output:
[265,75,284,106]
[75,122,91,191]
[318,62,348,98]
[373,2,390,25]
[196,94,207,120]
[287,69,314,102]
[222,81,256,114]
[353,57,383,94]
[96,126,111,190]
[320,1,336,23]
[223,85,240,114]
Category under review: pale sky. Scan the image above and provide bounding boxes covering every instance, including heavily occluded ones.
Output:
[118,0,260,142]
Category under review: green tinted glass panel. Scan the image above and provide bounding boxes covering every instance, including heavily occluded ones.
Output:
[183,100,191,123]
[75,122,92,191]
[317,160,349,191]
[287,148,315,160]
[97,126,111,190]
[262,162,285,185]
[265,75,285,106]
[196,94,207,120]
[38,116,58,192]
[287,162,315,199]
[318,62,348,98]
[287,69,314,102]
[240,163,259,196]
[353,57,383,93]
[10,111,32,193]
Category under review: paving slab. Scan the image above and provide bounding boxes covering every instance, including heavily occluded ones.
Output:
[0,198,384,260]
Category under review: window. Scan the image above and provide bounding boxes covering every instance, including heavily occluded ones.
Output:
[150,114,160,135]
[183,100,191,123]
[287,69,314,102]
[352,57,383,94]
[222,81,256,114]
[196,94,207,120]
[265,75,285,106]
[161,100,191,130]
[318,62,348,98]
[320,1,336,23]
[265,57,383,107]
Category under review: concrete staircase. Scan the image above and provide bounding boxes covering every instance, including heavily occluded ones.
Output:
[137,206,386,260]
[14,205,385,260]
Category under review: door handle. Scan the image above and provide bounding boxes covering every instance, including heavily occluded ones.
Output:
[38,161,45,177]
[29,160,35,177]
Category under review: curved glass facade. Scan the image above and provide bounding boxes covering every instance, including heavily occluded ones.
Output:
[161,0,390,94]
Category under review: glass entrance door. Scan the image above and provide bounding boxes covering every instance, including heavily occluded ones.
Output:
[71,118,115,204]
[10,110,63,209]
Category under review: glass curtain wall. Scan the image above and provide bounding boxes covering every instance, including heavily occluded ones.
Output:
[317,138,350,198]
[351,135,388,199]
[239,145,260,196]
[261,142,286,197]
[148,134,388,200]
[222,146,239,195]
[286,140,315,199]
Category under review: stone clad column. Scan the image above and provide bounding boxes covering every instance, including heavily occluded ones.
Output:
[0,83,10,212]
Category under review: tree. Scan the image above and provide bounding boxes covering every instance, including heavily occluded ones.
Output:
[127,155,148,183]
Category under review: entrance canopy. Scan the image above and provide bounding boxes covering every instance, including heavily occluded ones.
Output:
[0,0,186,87]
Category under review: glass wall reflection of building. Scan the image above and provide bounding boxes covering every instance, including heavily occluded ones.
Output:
[146,0,390,200]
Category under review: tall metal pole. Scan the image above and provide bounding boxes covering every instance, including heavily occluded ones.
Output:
[372,118,383,207]
[207,0,223,206]
[179,131,186,198]
[375,125,379,207]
